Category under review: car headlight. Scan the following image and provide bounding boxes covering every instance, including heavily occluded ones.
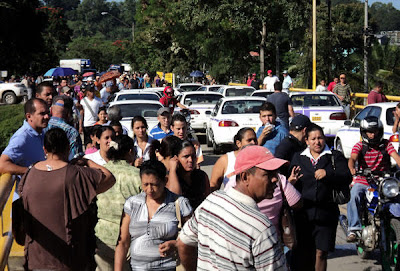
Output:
[382,178,399,198]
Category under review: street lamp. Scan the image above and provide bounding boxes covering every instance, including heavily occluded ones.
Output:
[101,11,134,42]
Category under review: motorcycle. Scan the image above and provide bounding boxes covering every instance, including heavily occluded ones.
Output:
[178,108,198,142]
[339,169,400,270]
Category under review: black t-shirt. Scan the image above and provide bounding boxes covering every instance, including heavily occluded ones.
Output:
[251,79,262,90]
[267,92,292,124]
[130,78,140,89]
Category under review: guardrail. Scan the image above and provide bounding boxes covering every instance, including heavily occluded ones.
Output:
[228,82,400,114]
[0,173,16,271]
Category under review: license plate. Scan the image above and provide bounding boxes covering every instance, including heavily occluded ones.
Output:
[312,116,321,121]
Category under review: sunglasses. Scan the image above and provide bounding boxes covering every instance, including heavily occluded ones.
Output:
[340,77,346,79]
[166,92,173,95]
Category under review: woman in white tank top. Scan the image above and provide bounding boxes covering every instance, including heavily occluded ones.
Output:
[209,128,257,192]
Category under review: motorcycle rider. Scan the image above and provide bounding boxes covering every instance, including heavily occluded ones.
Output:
[159,86,187,114]
[347,116,400,242]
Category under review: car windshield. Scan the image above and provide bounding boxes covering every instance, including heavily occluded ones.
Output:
[225,88,254,97]
[208,86,221,92]
[117,94,159,101]
[252,92,273,98]
[184,94,222,105]
[179,85,201,92]
[221,100,264,114]
[386,107,395,126]
[291,94,340,107]
[117,103,161,118]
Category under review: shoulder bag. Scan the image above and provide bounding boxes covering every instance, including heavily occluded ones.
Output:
[331,152,350,204]
[278,179,297,250]
[12,165,35,245]
[175,197,185,271]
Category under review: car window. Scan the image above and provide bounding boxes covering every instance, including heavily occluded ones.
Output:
[368,106,382,119]
[353,107,372,127]
[212,100,222,116]
[209,86,220,92]
[198,87,206,91]
[117,104,161,118]
[252,92,273,98]
[386,107,395,126]
[221,100,264,114]
[225,88,254,97]
[291,94,340,107]
[180,85,201,92]
[117,94,159,101]
[184,94,222,105]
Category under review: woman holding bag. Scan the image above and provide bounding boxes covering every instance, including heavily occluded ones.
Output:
[289,123,351,271]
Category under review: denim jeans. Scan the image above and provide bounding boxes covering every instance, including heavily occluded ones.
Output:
[347,182,368,231]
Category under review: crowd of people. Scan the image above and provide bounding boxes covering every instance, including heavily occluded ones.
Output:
[0,69,398,271]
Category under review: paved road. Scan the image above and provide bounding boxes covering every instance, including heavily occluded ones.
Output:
[199,141,382,271]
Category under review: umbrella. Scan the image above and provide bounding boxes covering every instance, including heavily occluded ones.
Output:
[190,70,204,77]
[82,71,95,77]
[44,67,78,77]
[99,70,121,84]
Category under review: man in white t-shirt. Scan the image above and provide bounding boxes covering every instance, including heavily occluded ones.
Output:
[100,84,112,105]
[79,84,103,146]
[263,69,280,92]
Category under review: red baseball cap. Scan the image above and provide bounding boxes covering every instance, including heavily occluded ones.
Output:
[228,145,288,177]
[267,70,272,74]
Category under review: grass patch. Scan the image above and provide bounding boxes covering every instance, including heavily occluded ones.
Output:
[0,104,25,153]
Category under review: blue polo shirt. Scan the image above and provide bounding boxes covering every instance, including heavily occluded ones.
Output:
[149,123,174,140]
[2,120,46,167]
[256,121,289,155]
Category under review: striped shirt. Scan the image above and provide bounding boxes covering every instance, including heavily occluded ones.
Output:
[124,189,192,271]
[149,124,174,140]
[352,141,395,186]
[179,188,287,271]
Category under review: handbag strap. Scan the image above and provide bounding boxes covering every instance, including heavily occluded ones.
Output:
[82,97,97,119]
[278,178,288,205]
[175,197,182,231]
[330,152,336,171]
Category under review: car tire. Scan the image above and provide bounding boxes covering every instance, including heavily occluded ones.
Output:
[212,139,221,155]
[3,91,17,105]
[206,129,212,147]
[336,138,344,154]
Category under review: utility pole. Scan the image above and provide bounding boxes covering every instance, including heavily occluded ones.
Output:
[364,0,369,93]
[312,0,317,90]
[260,22,266,80]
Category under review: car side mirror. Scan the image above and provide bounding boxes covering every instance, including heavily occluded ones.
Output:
[188,102,193,106]
[344,120,352,126]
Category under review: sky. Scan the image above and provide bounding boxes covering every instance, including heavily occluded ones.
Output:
[369,0,400,10]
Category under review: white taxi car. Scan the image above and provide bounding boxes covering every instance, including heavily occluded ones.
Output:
[110,89,161,103]
[334,102,399,163]
[206,97,266,154]
[290,92,347,139]
[217,85,256,97]
[177,91,223,132]
[108,100,162,138]
[176,83,203,93]
[196,85,225,92]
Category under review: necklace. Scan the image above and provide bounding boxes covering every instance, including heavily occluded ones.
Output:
[46,164,53,171]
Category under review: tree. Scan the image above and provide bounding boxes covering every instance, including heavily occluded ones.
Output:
[0,0,45,75]
[370,2,400,32]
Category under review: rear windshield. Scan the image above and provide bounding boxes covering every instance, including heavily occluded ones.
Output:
[184,94,222,105]
[291,94,340,107]
[179,85,202,92]
[117,94,159,101]
[221,100,264,114]
[225,88,255,97]
[117,103,161,118]
[252,92,273,98]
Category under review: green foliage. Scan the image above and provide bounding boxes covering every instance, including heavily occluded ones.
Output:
[0,104,25,153]
[61,35,129,71]
[370,2,400,32]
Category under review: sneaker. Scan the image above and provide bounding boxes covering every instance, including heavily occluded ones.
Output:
[347,232,357,242]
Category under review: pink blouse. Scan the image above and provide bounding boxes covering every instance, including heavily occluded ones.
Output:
[257,174,301,232]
